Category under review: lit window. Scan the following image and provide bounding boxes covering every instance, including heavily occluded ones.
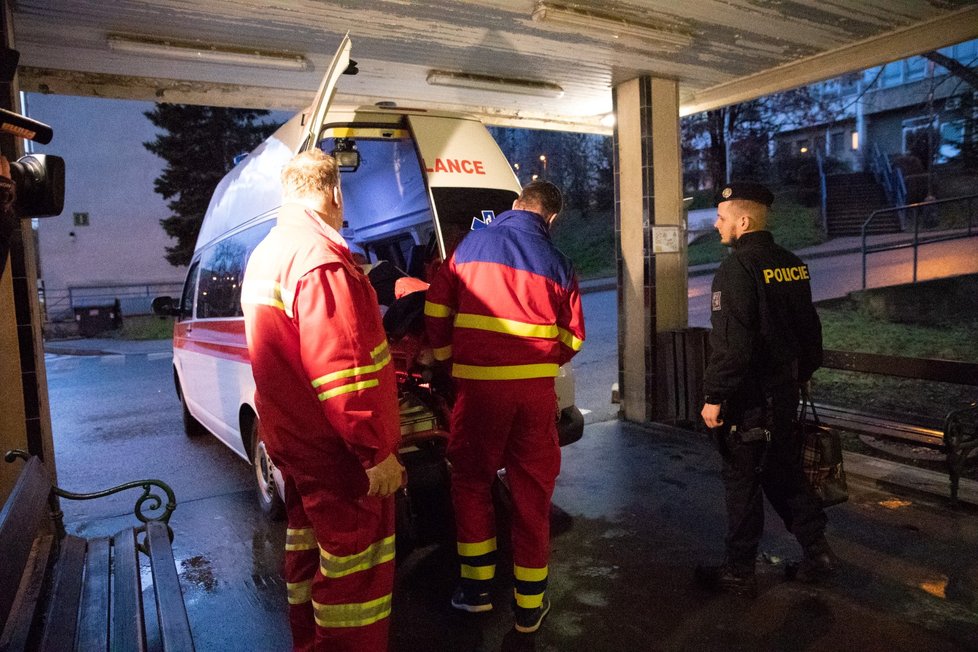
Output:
[799,146,809,154]
[851,131,859,150]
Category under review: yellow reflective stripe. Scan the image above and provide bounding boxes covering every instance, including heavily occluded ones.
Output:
[241,279,286,311]
[452,363,559,380]
[370,340,389,360]
[457,538,497,557]
[461,564,496,580]
[424,301,453,318]
[514,590,545,609]
[285,527,317,551]
[287,580,312,605]
[313,594,392,628]
[433,345,452,361]
[317,379,379,401]
[557,327,583,351]
[514,565,548,582]
[320,535,396,579]
[310,342,391,388]
[454,313,558,339]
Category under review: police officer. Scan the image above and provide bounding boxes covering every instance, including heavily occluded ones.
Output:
[696,181,837,597]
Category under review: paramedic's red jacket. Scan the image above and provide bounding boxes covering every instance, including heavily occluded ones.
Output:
[424,209,585,380]
[242,204,399,487]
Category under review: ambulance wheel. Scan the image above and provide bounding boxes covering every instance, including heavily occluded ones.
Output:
[250,418,286,521]
[176,375,205,437]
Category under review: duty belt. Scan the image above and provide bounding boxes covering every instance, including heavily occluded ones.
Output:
[730,425,772,474]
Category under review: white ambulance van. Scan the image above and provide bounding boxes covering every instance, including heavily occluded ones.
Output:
[156,36,583,529]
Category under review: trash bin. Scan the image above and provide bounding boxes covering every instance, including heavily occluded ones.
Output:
[73,298,123,337]
[656,327,710,425]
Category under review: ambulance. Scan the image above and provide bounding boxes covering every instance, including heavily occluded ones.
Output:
[155,36,583,536]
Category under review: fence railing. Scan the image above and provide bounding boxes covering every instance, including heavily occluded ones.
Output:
[43,282,184,321]
[860,193,978,289]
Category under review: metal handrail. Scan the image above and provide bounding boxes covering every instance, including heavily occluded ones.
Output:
[861,193,978,289]
[816,150,828,234]
[869,144,907,212]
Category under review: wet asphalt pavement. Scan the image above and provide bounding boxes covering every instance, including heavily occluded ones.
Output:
[43,350,978,651]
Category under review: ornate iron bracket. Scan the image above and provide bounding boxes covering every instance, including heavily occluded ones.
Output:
[5,449,177,554]
[944,402,978,506]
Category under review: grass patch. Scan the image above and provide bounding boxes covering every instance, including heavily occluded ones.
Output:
[814,277,977,421]
[113,315,175,340]
[551,207,616,279]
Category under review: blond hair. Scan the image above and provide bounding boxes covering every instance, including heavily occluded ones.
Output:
[281,149,340,201]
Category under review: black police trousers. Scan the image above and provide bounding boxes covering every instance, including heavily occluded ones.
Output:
[716,386,828,573]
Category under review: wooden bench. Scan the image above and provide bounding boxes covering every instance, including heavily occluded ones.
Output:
[820,350,978,504]
[0,450,195,651]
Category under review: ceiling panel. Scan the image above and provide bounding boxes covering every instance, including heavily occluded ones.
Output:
[10,1,978,132]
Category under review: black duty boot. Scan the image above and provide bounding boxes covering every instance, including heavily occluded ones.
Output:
[695,564,757,598]
[788,540,839,583]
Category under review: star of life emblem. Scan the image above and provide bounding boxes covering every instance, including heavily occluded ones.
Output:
[470,210,495,230]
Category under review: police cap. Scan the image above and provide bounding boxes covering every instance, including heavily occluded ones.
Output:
[715,181,774,207]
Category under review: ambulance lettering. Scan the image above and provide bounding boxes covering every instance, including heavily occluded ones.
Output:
[425,158,486,175]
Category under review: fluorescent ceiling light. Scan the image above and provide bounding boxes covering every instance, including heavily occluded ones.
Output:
[532,2,692,51]
[107,34,308,71]
[426,71,564,98]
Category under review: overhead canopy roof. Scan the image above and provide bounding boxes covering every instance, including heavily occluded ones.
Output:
[11,1,978,133]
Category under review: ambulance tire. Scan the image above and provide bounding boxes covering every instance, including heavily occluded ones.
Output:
[176,375,205,438]
[250,418,286,521]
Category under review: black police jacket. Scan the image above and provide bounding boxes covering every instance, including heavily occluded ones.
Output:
[702,230,823,407]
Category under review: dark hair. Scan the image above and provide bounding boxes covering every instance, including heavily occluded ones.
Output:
[519,180,563,217]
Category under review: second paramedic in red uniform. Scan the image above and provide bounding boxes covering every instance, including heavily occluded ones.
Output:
[425,180,585,634]
[241,149,404,652]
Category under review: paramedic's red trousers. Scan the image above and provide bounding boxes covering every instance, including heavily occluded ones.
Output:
[282,472,396,652]
[448,377,561,607]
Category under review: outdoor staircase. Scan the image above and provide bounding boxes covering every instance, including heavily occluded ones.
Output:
[824,172,901,237]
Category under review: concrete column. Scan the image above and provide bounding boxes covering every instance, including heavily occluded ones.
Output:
[613,76,686,423]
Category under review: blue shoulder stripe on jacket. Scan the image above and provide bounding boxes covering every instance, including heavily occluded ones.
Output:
[452,210,575,288]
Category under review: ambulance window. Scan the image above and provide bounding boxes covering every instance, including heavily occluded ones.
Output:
[430,187,519,257]
[235,220,276,316]
[320,130,432,246]
[179,262,199,321]
[197,239,247,319]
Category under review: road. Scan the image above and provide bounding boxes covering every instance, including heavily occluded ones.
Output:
[44,352,255,524]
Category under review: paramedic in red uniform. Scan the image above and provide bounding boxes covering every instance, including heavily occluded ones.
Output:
[424,180,585,634]
[241,149,404,652]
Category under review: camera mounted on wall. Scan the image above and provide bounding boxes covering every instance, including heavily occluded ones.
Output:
[0,46,65,218]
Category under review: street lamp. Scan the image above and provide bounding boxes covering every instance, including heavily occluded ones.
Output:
[539,154,548,173]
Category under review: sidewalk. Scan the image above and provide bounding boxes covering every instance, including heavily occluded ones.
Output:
[44,337,172,357]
